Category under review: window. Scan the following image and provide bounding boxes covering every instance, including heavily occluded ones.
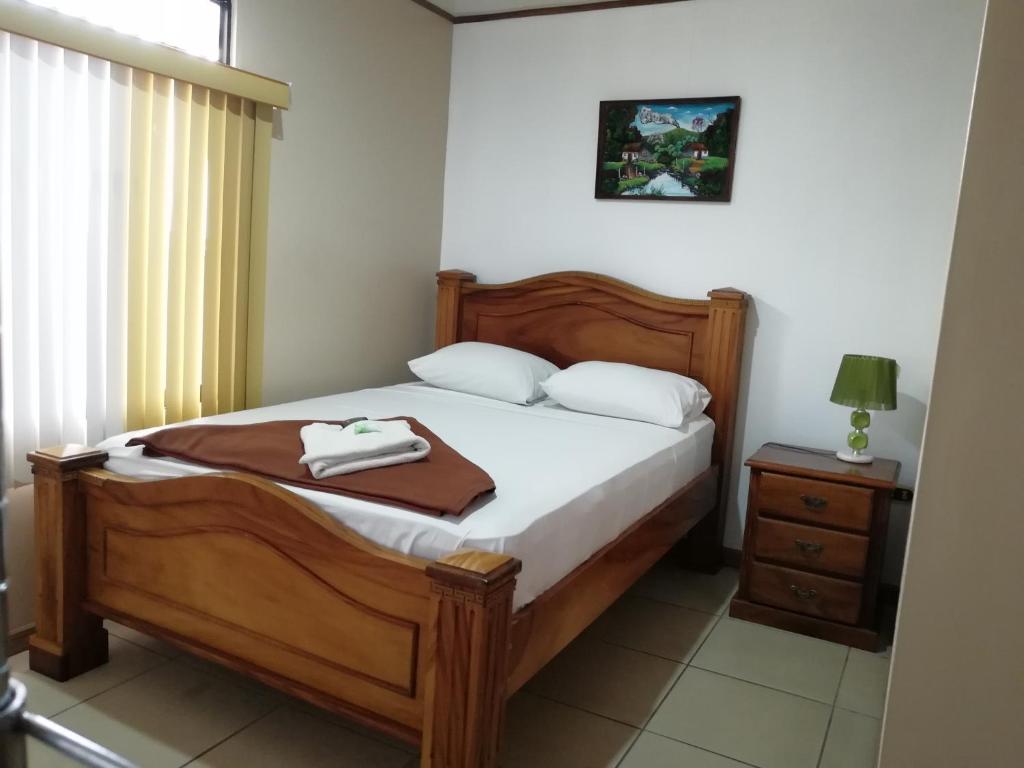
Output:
[25,0,231,63]
[0,2,286,482]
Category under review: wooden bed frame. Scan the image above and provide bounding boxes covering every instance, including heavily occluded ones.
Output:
[28,270,748,767]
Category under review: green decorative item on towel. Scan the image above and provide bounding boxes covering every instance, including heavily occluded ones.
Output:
[829,355,898,464]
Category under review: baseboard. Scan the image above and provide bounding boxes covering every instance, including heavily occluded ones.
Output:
[8,624,34,655]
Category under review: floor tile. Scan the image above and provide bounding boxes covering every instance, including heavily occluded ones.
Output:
[292,700,418,755]
[26,736,79,767]
[526,635,682,726]
[105,620,185,659]
[692,616,848,702]
[502,691,638,768]
[630,561,738,615]
[188,706,409,767]
[176,652,292,704]
[648,667,831,768]
[590,595,719,662]
[619,731,749,768]
[11,637,166,718]
[836,649,890,718]
[49,660,278,767]
[182,651,414,754]
[819,708,881,768]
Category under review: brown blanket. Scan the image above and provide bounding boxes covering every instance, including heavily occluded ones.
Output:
[125,418,495,517]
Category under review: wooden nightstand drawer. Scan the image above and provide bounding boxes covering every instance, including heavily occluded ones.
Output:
[754,518,869,579]
[748,562,862,625]
[758,472,873,532]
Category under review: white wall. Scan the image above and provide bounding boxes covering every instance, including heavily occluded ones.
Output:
[880,0,1024,761]
[4,485,34,634]
[440,0,985,563]
[236,0,452,406]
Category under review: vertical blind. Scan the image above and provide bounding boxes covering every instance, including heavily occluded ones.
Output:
[0,24,277,482]
[124,70,255,431]
[0,32,129,480]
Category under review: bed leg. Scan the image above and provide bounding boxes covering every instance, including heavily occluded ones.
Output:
[26,446,110,681]
[422,550,521,768]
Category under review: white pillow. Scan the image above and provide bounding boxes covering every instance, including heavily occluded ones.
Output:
[541,361,711,427]
[408,342,559,405]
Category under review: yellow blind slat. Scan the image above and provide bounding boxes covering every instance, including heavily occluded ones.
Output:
[164,80,192,425]
[245,103,274,410]
[232,100,256,412]
[143,74,173,428]
[201,90,227,417]
[217,95,243,411]
[182,85,210,421]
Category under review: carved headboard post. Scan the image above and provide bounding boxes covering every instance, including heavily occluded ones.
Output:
[435,270,477,349]
[700,288,749,562]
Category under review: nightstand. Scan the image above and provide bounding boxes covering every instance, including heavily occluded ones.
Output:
[730,443,900,651]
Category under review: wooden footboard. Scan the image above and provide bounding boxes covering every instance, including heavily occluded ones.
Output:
[27,445,718,767]
[28,446,520,767]
[83,472,431,736]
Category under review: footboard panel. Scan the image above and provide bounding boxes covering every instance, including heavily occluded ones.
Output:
[79,470,433,739]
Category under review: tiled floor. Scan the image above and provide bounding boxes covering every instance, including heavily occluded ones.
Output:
[12,561,891,767]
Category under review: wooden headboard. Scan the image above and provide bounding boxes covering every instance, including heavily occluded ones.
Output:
[434,269,749,523]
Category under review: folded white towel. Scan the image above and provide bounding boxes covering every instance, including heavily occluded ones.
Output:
[299,420,430,478]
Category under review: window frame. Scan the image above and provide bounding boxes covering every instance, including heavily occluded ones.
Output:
[210,0,232,65]
[1,2,289,111]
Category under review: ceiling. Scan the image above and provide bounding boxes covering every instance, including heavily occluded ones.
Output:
[428,0,604,14]
[418,0,689,22]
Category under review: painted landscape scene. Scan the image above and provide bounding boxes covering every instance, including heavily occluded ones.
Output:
[595,97,740,202]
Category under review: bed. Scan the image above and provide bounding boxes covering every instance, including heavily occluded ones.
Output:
[28,270,748,767]
[98,382,717,611]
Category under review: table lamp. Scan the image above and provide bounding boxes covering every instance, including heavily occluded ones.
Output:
[829,354,898,464]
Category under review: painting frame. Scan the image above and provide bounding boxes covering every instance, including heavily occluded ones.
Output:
[594,96,742,203]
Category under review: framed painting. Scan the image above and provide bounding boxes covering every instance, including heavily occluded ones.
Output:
[595,96,741,202]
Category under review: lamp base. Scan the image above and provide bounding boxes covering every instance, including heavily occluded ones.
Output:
[837,449,874,464]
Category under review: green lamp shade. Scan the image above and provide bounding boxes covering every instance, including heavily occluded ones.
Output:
[829,355,898,411]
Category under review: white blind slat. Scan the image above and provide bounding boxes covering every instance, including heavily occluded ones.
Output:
[8,35,41,476]
[35,41,61,447]
[84,55,111,446]
[104,61,131,440]
[0,31,13,479]
[61,48,89,445]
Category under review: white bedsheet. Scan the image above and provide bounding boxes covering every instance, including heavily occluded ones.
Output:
[98,383,714,609]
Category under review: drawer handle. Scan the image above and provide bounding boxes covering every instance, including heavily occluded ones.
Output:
[790,585,818,600]
[800,494,828,510]
[795,539,824,555]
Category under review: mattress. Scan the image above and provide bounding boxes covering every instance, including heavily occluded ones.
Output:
[98,383,714,609]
